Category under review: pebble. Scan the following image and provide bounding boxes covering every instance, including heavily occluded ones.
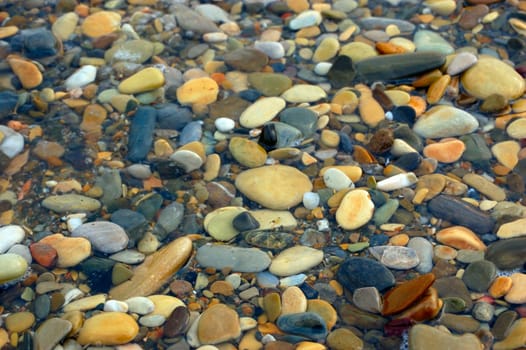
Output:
[408,237,434,273]
[277,312,328,341]
[382,273,435,315]
[5,312,35,333]
[326,328,363,350]
[196,244,271,272]
[323,167,353,191]
[485,237,526,269]
[289,10,323,30]
[335,189,374,230]
[352,287,383,313]
[376,172,418,191]
[64,65,97,89]
[462,259,497,292]
[0,253,28,284]
[177,77,219,105]
[72,221,128,254]
[436,226,487,251]
[248,73,292,97]
[492,140,520,169]
[281,84,327,103]
[34,318,72,350]
[461,55,526,100]
[303,192,320,210]
[125,296,155,315]
[413,105,479,138]
[0,125,24,158]
[462,173,506,202]
[110,237,192,300]
[506,118,526,139]
[81,11,121,38]
[497,218,526,239]
[118,67,165,94]
[414,30,455,54]
[7,55,42,89]
[41,194,101,213]
[0,224,25,253]
[198,304,241,345]
[224,48,269,72]
[369,245,420,270]
[337,257,395,292]
[493,318,526,350]
[409,324,482,350]
[423,138,465,163]
[505,273,526,304]
[269,246,324,276]
[77,312,139,345]
[235,165,312,210]
[38,234,90,268]
[279,107,318,137]
[239,97,286,128]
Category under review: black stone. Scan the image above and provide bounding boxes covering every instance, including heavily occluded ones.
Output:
[428,195,495,233]
[393,152,421,171]
[111,209,148,245]
[21,28,58,58]
[327,55,356,89]
[391,105,416,125]
[127,107,157,162]
[79,257,115,293]
[258,123,278,151]
[233,211,260,232]
[336,257,395,293]
[164,306,190,338]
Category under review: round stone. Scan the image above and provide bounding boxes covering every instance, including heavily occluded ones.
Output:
[462,260,497,292]
[235,165,312,210]
[461,55,526,100]
[423,138,466,163]
[323,168,353,191]
[7,55,42,89]
[335,189,375,230]
[81,11,121,38]
[413,105,479,138]
[176,77,219,105]
[197,304,241,345]
[0,253,28,284]
[72,221,129,254]
[204,206,246,241]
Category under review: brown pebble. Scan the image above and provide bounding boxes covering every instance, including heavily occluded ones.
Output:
[459,4,489,30]
[169,280,194,298]
[164,306,189,338]
[368,128,394,154]
[210,280,234,296]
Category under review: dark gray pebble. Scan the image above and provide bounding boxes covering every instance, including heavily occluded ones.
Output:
[277,312,328,341]
[336,257,395,293]
[127,107,157,162]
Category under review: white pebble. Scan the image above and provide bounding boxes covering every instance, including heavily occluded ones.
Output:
[225,273,241,289]
[125,296,155,315]
[289,10,322,30]
[323,168,354,191]
[125,164,152,179]
[314,62,332,76]
[316,218,330,232]
[0,225,25,254]
[0,125,24,158]
[203,32,228,43]
[215,117,236,133]
[376,172,418,191]
[170,150,204,172]
[254,41,285,59]
[104,300,129,313]
[303,192,320,210]
[279,273,307,287]
[67,216,84,232]
[64,65,97,89]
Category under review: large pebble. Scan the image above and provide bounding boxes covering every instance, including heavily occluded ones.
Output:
[494,318,526,350]
[409,324,482,350]
[51,12,78,40]
[81,11,121,38]
[336,257,395,292]
[177,77,219,105]
[39,234,90,268]
[7,55,42,89]
[196,244,271,272]
[0,253,28,284]
[198,304,240,345]
[461,55,526,100]
[41,194,101,213]
[289,10,323,30]
[118,67,165,94]
[485,237,526,269]
[77,312,139,345]
[462,173,506,202]
[34,318,72,350]
[462,260,497,292]
[281,84,327,103]
[204,206,246,241]
[382,273,435,315]
[235,165,312,210]
[414,30,455,54]
[428,194,495,233]
[335,189,374,230]
[277,312,327,341]
[436,226,486,251]
[0,225,25,254]
[408,237,434,273]
[497,218,526,239]
[413,105,478,138]
[72,221,129,254]
[239,97,286,128]
[505,273,526,304]
[269,246,324,276]
[110,237,192,300]
[368,246,420,269]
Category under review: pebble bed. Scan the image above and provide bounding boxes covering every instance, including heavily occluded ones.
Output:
[0,0,526,349]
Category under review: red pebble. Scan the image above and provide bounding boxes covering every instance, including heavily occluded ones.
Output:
[29,242,58,268]
[384,318,415,337]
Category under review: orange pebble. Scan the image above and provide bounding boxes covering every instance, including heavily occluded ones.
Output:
[375,42,406,54]
[389,233,410,246]
[408,95,427,117]
[329,280,343,296]
[210,72,226,85]
[423,138,465,163]
[258,322,284,335]
[488,276,513,298]
[74,4,90,17]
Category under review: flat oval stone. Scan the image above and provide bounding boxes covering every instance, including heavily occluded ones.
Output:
[336,189,375,230]
[72,221,129,254]
[336,257,395,292]
[235,165,312,210]
[497,218,526,239]
[461,55,526,100]
[77,312,139,345]
[281,84,327,103]
[428,195,495,233]
[462,173,506,202]
[39,234,91,268]
[239,97,286,128]
[0,253,28,284]
[413,105,478,138]
[414,30,455,54]
[198,304,241,345]
[505,273,526,304]
[105,39,154,64]
[5,312,35,333]
[42,194,101,213]
[81,11,121,38]
[176,77,219,105]
[248,73,292,97]
[196,244,271,272]
[51,12,78,40]
[409,324,482,350]
[279,107,318,138]
[269,245,324,276]
[125,296,155,315]
[277,312,328,341]
[485,237,526,269]
[224,48,269,72]
[250,209,297,230]
[289,10,322,30]
[506,118,526,139]
[368,246,420,269]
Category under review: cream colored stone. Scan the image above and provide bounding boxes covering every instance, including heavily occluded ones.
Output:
[77,312,139,345]
[336,189,374,230]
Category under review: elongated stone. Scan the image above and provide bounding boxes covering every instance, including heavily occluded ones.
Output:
[277,312,328,341]
[109,237,192,300]
[485,237,526,269]
[428,195,495,233]
[196,244,271,272]
[127,107,156,162]
[354,52,446,83]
